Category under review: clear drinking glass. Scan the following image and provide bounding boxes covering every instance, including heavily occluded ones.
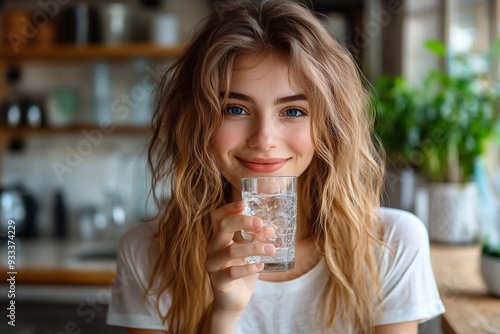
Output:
[241,176,297,272]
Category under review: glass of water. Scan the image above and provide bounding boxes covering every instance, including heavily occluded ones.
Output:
[240,176,297,272]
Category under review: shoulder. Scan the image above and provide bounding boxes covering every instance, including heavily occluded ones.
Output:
[378,207,429,249]
[377,207,431,279]
[107,219,170,330]
[376,208,445,324]
[118,219,158,255]
[116,219,160,282]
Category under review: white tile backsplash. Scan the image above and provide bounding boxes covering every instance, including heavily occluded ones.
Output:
[1,133,154,239]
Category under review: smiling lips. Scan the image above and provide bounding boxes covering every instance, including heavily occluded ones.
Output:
[237,157,289,173]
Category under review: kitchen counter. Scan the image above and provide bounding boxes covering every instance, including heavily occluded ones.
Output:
[3,238,499,332]
[0,238,116,286]
[430,244,500,334]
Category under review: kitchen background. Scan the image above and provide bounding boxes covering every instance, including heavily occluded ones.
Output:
[0,0,498,333]
[0,0,447,242]
[0,0,212,241]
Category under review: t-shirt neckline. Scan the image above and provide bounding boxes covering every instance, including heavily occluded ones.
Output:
[254,258,326,292]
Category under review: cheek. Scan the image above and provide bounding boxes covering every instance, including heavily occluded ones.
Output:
[212,123,241,158]
[210,136,225,164]
[289,127,314,157]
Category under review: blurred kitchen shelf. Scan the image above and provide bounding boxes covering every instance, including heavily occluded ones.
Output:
[0,268,115,285]
[0,238,117,285]
[0,43,184,61]
[0,125,151,137]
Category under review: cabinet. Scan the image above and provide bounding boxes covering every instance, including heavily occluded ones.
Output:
[0,43,183,237]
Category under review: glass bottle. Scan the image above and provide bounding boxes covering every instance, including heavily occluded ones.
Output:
[1,66,23,128]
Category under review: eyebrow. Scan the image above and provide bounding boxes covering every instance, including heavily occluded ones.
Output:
[223,92,308,105]
[275,94,307,105]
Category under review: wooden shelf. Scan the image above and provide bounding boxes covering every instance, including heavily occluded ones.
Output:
[0,268,115,286]
[0,43,184,61]
[0,124,151,137]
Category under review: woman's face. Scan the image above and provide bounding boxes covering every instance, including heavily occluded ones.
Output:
[211,54,314,198]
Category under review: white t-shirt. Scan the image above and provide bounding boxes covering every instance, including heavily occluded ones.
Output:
[106,207,445,332]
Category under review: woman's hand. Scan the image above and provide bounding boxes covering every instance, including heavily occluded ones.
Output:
[205,201,275,317]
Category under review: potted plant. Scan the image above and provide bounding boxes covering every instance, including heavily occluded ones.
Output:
[476,154,500,297]
[371,75,422,212]
[481,239,500,297]
[418,41,499,244]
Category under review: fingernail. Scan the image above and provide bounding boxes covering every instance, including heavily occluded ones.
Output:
[264,244,275,254]
[252,218,262,228]
[255,263,264,270]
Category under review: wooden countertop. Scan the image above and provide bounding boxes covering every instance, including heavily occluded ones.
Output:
[2,238,499,331]
[0,238,116,286]
[430,244,500,334]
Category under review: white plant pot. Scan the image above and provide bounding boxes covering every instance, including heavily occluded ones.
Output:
[382,166,416,212]
[480,254,500,297]
[428,182,478,244]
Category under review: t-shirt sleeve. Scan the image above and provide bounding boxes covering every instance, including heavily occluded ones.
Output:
[376,209,445,325]
[106,221,170,330]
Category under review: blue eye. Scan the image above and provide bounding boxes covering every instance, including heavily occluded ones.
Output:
[283,108,304,117]
[225,106,247,115]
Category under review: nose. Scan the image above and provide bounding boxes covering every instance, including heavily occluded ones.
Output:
[247,119,280,151]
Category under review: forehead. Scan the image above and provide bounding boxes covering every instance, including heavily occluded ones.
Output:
[229,53,304,94]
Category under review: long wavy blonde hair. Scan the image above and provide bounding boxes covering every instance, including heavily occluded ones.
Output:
[147,1,385,333]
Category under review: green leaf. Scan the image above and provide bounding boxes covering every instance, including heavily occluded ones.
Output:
[424,40,446,57]
[491,39,500,58]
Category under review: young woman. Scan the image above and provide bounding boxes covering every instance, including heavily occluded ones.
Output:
[106,1,445,333]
